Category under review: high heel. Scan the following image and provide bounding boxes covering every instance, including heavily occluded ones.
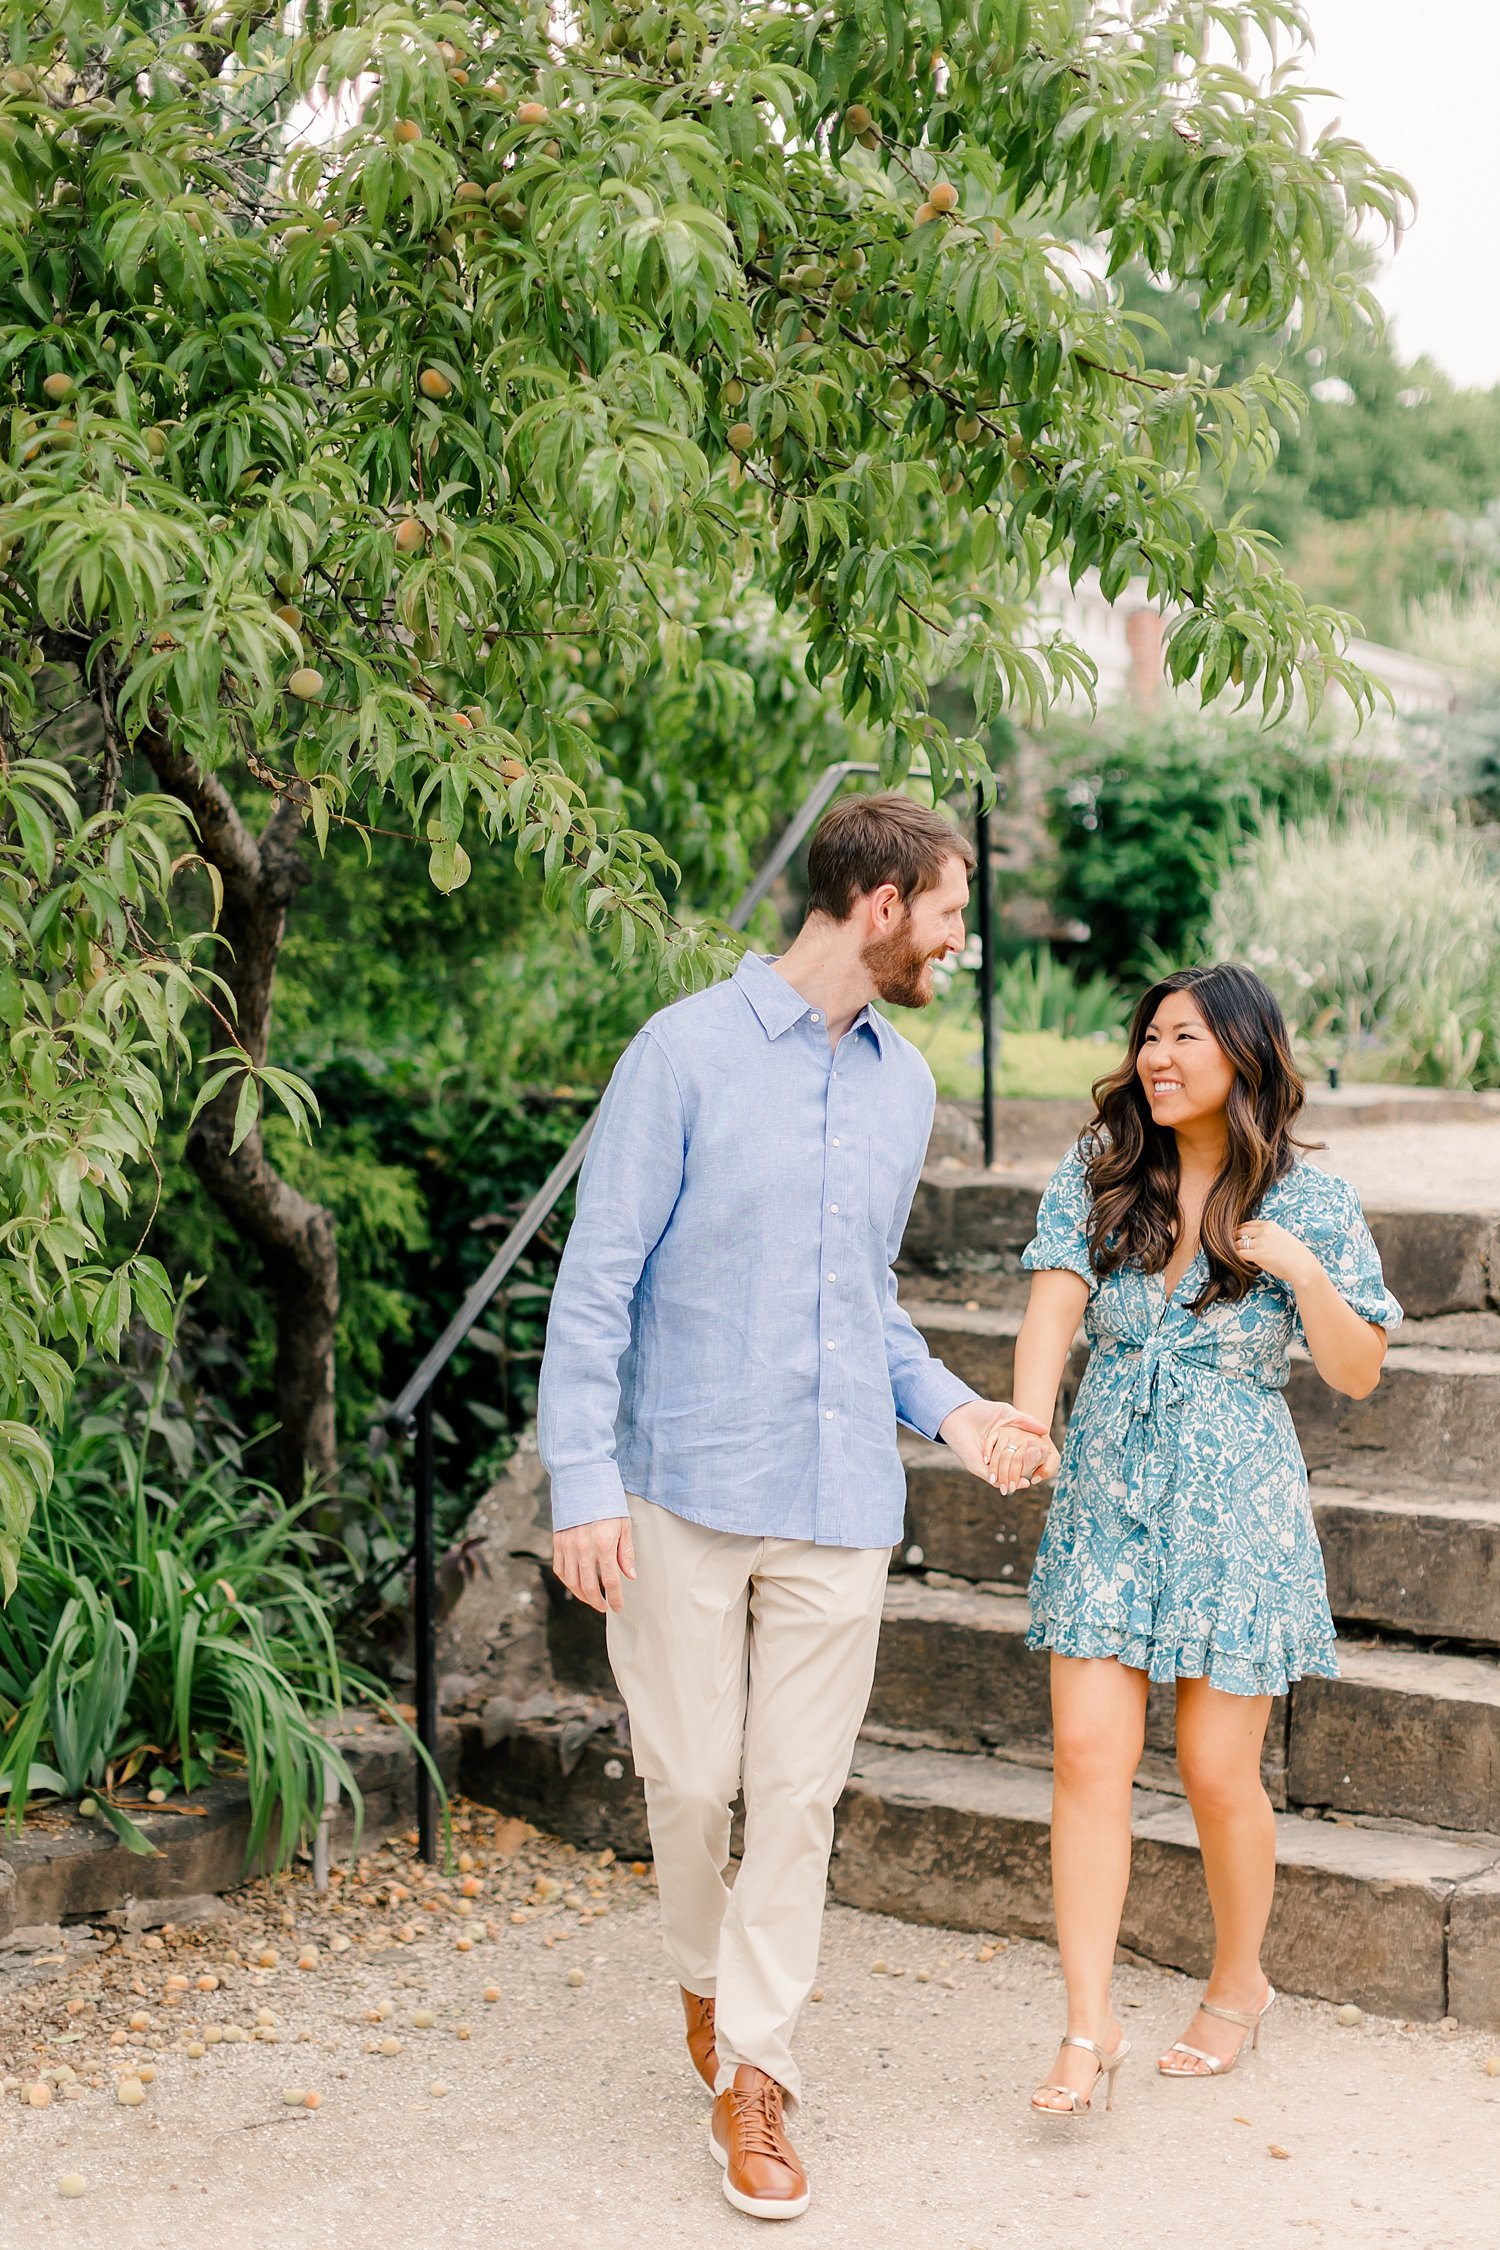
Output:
[1158,1984,1277,2077]
[1029,2034,1131,2120]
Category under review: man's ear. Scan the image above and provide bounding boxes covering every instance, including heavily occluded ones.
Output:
[865,880,904,932]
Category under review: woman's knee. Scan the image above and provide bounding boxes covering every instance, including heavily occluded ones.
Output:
[1051,1721,1142,1795]
[1175,1742,1267,1818]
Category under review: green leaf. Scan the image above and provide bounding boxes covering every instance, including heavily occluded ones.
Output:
[229,1072,261,1155]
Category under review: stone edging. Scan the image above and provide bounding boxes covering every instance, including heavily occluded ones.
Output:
[0,1719,461,1941]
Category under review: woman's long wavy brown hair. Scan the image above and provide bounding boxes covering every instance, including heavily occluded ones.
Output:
[1083,963,1312,1313]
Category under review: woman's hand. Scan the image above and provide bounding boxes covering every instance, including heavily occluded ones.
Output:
[1233,1218,1321,1291]
[1240,1218,1388,1400]
[981,1418,1062,1495]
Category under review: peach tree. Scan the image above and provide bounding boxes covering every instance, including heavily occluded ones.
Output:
[0,0,1406,1570]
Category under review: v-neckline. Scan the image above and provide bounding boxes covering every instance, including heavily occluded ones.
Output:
[1153,1247,1205,1307]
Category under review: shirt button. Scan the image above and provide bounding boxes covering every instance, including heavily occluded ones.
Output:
[810,1012,821,1023]
[829,1203,839,1213]
[831,1137,841,1147]
[827,1271,836,1282]
[824,1410,835,1420]
[826,1340,837,1350]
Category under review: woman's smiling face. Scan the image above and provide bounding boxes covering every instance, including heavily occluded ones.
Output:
[1136,990,1238,1129]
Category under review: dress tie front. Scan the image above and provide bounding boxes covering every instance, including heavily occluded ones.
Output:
[1107,1331,1274,1637]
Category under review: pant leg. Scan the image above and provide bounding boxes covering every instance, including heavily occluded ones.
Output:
[605,1497,758,1998]
[713,1537,891,2107]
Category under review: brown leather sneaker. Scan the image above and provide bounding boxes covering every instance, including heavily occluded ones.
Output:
[681,1987,718,2092]
[709,2065,810,2220]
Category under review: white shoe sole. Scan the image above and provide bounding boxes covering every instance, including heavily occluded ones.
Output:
[706,2123,811,2220]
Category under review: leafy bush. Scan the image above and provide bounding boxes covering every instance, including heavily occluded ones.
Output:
[1206,807,1500,1086]
[1045,715,1397,981]
[0,1347,425,1865]
[995,947,1125,1041]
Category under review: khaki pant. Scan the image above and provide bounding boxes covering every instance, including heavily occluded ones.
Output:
[606,1496,890,2108]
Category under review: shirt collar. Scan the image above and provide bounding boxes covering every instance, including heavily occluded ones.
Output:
[733,953,889,1057]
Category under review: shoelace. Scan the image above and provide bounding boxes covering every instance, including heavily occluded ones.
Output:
[729,2083,787,2161]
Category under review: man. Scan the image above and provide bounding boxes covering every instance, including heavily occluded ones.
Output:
[538,792,1043,2221]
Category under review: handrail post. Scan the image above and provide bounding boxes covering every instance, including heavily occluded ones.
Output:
[975,783,997,1170]
[413,1390,438,1862]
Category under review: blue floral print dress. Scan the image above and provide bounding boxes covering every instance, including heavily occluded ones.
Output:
[1022,1146,1403,1696]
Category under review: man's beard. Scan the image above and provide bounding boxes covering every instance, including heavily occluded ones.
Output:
[862,914,943,1009]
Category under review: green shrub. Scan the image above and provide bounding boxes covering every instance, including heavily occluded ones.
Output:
[1045,714,1398,980]
[1206,807,1500,1086]
[995,947,1125,1041]
[0,1345,433,1864]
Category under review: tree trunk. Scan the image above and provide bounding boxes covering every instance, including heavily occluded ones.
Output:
[139,731,340,1496]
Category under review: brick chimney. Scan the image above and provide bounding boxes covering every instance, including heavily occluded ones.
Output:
[1124,607,1163,710]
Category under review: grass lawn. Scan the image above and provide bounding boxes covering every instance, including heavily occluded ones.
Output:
[884,1006,1121,1100]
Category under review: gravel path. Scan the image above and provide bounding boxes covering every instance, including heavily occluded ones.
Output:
[4,1810,1499,2250]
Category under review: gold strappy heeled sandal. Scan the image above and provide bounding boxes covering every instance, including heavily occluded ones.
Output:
[1158,1984,1277,2077]
[1029,2034,1131,2120]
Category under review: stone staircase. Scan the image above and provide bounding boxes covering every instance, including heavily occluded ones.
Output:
[478,1157,1500,2028]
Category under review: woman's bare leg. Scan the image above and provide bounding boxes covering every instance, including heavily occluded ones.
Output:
[1160,1676,1276,2073]
[1034,1653,1150,2109]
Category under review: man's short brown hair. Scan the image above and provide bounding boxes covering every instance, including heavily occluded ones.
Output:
[804,791,976,923]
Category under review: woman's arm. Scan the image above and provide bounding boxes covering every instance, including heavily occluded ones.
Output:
[1237,1219,1388,1400]
[979,1268,1090,1490]
[1012,1268,1092,1428]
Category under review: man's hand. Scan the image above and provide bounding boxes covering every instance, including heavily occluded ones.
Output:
[938,1399,1048,1488]
[552,1518,636,1614]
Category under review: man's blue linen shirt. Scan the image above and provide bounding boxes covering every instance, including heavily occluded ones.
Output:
[537,953,977,1549]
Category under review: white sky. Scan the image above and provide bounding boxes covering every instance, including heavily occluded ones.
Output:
[1301,0,1500,388]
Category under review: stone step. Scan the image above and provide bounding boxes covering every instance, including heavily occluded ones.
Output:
[906,1298,1500,1495]
[902,1447,1500,1648]
[832,1743,1500,2027]
[473,1712,1500,2026]
[871,1579,1500,1833]
[1289,1339,1500,1493]
[1313,1485,1500,1644]
[899,1436,1047,1591]
[867,1580,1285,1805]
[903,1172,1500,1323]
[1289,1640,1500,1833]
[479,1701,1500,2025]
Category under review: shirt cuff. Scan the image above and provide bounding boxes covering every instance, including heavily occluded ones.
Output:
[895,1361,979,1442]
[548,1460,631,1533]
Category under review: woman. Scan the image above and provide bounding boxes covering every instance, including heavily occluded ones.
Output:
[983,963,1401,2120]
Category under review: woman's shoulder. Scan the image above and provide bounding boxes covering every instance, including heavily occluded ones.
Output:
[1046,1134,1102,1199]
[1259,1157,1363,1224]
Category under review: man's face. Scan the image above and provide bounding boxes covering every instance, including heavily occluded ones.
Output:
[860,853,971,1009]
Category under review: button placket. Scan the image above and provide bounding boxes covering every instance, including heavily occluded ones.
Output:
[816,1032,852,1535]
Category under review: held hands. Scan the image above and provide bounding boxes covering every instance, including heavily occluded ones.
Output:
[980,1414,1061,1496]
[939,1399,1056,1493]
[552,1518,636,1614]
[1234,1219,1321,1292]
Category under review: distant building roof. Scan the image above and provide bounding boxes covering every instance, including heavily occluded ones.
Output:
[1038,570,1467,740]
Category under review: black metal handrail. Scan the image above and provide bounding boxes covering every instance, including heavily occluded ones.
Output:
[383,759,996,1858]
